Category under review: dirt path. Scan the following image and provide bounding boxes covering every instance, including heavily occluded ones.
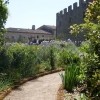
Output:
[4,72,62,100]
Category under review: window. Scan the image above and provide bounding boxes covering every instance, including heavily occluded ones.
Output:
[37,35,39,39]
[59,21,61,26]
[69,17,72,23]
[12,36,14,39]
[11,36,15,42]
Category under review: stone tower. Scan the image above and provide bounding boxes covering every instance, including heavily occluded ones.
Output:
[56,0,92,45]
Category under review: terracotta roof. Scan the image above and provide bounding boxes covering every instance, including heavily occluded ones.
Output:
[38,25,56,30]
[43,25,56,30]
[7,28,51,34]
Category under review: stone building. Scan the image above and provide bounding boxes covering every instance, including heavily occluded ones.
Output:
[5,25,56,44]
[38,25,56,39]
[56,0,92,45]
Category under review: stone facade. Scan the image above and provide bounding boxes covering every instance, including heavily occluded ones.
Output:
[5,25,56,44]
[38,25,56,39]
[56,0,92,44]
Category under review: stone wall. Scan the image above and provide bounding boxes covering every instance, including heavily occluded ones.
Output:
[5,32,53,43]
[56,0,92,44]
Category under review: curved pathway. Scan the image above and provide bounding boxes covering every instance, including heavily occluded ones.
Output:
[4,72,62,100]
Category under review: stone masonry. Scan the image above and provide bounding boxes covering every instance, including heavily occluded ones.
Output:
[56,0,92,45]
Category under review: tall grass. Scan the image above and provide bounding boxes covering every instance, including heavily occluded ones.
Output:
[0,74,12,91]
[60,64,79,92]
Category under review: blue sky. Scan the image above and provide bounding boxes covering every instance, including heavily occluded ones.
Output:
[6,0,79,29]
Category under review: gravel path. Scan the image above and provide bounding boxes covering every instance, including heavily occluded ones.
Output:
[4,72,62,100]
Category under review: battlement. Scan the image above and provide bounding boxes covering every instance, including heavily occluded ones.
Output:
[73,2,78,9]
[79,0,85,6]
[60,10,63,15]
[68,5,72,12]
[64,8,67,14]
[56,0,92,16]
[56,0,93,41]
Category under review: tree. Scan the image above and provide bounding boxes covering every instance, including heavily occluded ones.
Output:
[70,0,100,99]
[0,0,8,45]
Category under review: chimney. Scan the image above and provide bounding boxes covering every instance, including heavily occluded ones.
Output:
[32,25,35,30]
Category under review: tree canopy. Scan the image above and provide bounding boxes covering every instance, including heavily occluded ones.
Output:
[0,0,8,45]
[70,0,100,98]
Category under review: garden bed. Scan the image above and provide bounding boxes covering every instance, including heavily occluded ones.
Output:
[57,85,81,100]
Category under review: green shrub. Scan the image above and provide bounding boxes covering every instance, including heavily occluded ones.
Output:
[37,46,57,70]
[79,41,90,53]
[37,46,50,62]
[58,48,80,67]
[5,44,40,82]
[70,0,100,98]
[49,46,55,70]
[38,61,51,72]
[0,73,12,91]
[0,41,81,92]
[0,47,12,73]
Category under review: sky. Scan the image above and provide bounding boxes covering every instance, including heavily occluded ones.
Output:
[6,0,79,29]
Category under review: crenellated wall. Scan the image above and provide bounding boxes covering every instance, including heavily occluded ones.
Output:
[56,0,92,44]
